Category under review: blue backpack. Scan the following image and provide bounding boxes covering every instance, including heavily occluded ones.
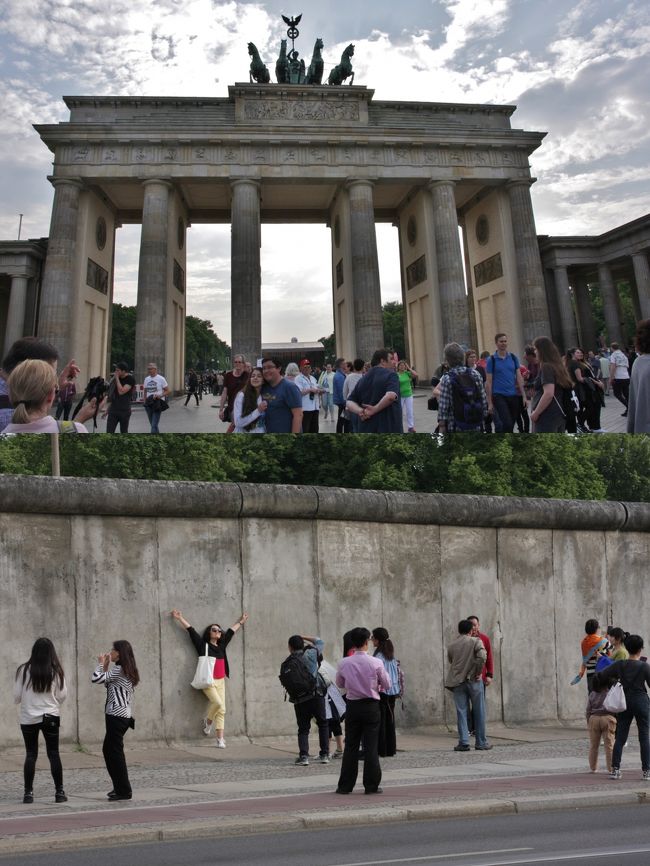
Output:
[449,369,483,430]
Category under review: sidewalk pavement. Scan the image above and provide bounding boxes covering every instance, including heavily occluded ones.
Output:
[85,389,629,434]
[1,724,647,855]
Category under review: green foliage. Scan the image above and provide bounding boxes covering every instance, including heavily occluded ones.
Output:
[109,305,230,373]
[588,282,638,348]
[110,304,136,369]
[382,301,406,359]
[319,333,336,364]
[1,433,648,503]
[185,316,230,370]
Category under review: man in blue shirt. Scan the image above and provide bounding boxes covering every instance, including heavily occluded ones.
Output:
[346,349,401,433]
[287,634,330,765]
[260,358,303,433]
[485,333,527,432]
[333,358,348,433]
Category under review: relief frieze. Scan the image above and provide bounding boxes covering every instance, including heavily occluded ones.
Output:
[242,99,360,122]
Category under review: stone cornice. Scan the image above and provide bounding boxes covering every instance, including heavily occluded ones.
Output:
[1,475,648,532]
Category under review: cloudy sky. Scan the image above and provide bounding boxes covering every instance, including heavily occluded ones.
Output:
[1,0,648,345]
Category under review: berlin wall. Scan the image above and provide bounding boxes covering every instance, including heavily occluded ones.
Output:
[1,475,649,749]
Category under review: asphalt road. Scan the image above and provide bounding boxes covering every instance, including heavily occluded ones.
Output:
[4,803,650,866]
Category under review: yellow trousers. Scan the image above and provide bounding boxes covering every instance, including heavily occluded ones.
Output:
[202,678,226,729]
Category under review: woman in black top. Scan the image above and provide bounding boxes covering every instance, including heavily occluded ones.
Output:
[604,633,650,780]
[171,609,248,747]
[566,347,605,432]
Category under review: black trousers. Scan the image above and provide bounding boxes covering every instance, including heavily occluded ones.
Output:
[378,694,397,757]
[294,695,330,757]
[21,721,63,792]
[103,714,133,796]
[612,379,629,408]
[106,411,131,433]
[302,410,320,433]
[337,698,381,793]
[184,391,199,406]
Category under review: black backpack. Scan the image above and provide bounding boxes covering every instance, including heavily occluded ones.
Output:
[448,369,483,430]
[279,651,317,703]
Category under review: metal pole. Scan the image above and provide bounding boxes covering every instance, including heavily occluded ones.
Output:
[51,433,61,477]
[17,214,23,241]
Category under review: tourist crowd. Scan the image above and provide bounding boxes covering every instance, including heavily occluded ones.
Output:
[1,319,649,434]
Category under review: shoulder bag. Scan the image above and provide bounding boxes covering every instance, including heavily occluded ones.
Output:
[191,644,215,690]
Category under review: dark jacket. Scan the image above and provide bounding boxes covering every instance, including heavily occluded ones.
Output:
[186,626,234,678]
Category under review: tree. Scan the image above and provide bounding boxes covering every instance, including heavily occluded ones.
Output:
[185,316,230,370]
[110,304,136,369]
[383,301,406,358]
[319,333,336,364]
[109,306,230,373]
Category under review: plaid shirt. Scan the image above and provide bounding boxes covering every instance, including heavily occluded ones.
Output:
[438,365,488,431]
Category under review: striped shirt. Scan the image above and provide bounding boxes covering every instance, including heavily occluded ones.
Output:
[92,665,135,718]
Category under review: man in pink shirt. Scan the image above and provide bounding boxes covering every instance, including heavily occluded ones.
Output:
[335,627,391,795]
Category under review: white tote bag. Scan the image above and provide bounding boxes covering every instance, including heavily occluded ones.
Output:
[603,681,627,713]
[191,644,214,690]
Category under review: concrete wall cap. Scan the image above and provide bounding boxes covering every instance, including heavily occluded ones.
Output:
[0,475,643,531]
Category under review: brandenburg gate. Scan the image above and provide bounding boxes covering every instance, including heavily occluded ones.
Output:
[34,80,550,388]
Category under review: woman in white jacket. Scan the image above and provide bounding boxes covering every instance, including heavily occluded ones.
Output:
[14,638,68,804]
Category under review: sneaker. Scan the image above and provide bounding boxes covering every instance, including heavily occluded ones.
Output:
[475,744,493,750]
[332,749,344,759]
[202,718,214,736]
[319,754,330,764]
[215,738,226,749]
[609,768,621,780]
[643,770,650,781]
[55,789,67,803]
[23,792,33,804]
[295,755,309,766]
[454,744,470,752]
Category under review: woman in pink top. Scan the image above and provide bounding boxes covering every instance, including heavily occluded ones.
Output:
[3,360,90,434]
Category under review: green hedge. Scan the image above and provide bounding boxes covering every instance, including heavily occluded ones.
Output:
[1,434,648,502]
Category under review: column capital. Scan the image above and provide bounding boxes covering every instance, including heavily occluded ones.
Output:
[345,177,376,192]
[505,178,536,191]
[141,178,174,191]
[427,179,456,193]
[230,177,260,191]
[48,176,84,191]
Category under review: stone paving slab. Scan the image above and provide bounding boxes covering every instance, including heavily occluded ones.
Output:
[0,725,647,855]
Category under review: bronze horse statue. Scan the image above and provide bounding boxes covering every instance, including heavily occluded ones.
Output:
[248,42,270,84]
[305,37,324,85]
[327,43,354,86]
[275,39,289,83]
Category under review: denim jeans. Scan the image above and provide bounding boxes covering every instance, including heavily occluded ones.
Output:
[612,692,650,771]
[20,721,63,791]
[144,405,162,433]
[294,694,329,758]
[492,394,520,432]
[452,680,487,746]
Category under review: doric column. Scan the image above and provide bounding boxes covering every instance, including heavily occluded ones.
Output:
[38,178,83,361]
[4,275,29,353]
[553,266,578,350]
[428,180,469,346]
[597,263,623,344]
[230,178,261,362]
[573,274,597,351]
[135,179,172,383]
[346,179,383,361]
[506,180,550,341]
[632,253,650,319]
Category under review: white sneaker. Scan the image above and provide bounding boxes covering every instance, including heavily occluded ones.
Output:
[216,738,226,748]
[202,718,214,736]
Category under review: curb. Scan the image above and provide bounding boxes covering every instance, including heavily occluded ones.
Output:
[0,788,647,856]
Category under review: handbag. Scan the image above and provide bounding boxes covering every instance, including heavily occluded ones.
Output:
[427,397,438,411]
[191,644,215,690]
[603,681,626,713]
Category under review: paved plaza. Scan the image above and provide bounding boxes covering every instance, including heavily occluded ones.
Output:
[80,387,629,434]
[0,724,647,856]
